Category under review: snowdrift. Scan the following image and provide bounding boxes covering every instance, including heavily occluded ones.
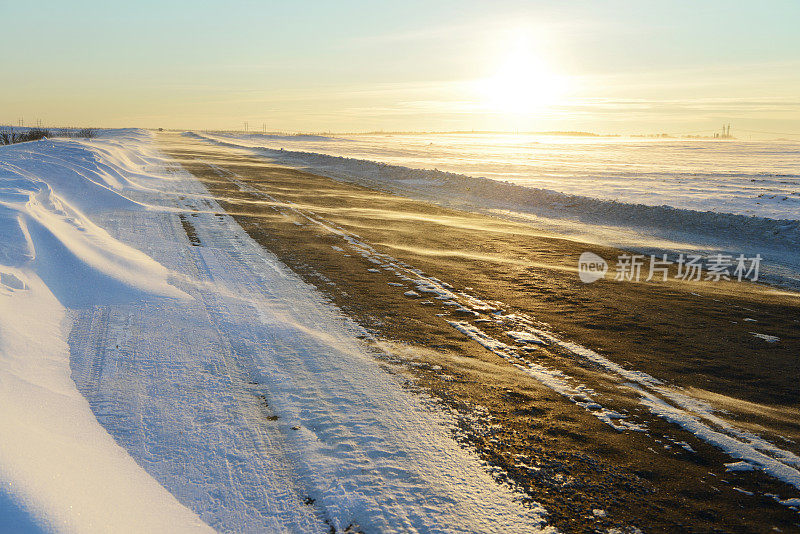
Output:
[0,133,207,532]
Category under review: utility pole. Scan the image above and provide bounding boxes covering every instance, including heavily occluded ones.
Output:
[244,121,249,133]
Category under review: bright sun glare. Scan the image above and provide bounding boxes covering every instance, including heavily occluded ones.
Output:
[478,32,568,115]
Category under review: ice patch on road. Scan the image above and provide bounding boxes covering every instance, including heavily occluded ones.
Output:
[725,461,756,472]
[506,331,547,345]
[751,332,780,342]
[636,386,800,490]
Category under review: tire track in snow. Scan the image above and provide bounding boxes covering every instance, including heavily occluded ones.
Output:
[65,135,554,533]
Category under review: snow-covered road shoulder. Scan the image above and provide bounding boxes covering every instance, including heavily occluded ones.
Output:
[0,131,552,532]
[0,132,210,532]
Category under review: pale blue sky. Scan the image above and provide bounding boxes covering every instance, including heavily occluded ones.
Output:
[2,0,799,134]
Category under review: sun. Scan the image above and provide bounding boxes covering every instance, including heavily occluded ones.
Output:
[478,33,568,115]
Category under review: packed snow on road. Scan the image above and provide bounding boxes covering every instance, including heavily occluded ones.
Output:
[0,130,551,533]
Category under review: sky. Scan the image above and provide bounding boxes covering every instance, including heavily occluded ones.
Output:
[2,0,800,136]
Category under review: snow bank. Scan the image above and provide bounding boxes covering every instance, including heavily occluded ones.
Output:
[188,132,800,251]
[197,131,800,221]
[208,132,346,143]
[0,137,186,307]
[0,135,209,531]
[0,267,210,533]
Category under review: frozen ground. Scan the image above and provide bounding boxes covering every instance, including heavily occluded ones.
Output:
[191,132,800,290]
[0,131,551,533]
